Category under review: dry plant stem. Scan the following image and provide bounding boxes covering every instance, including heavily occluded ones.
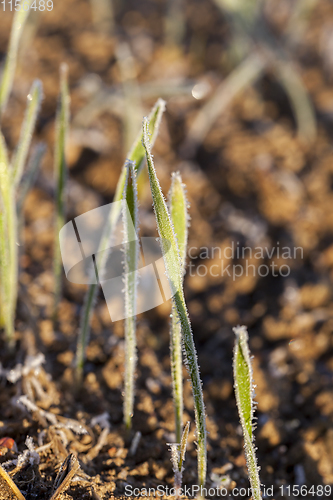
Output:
[54,64,70,316]
[75,99,165,380]
[0,464,26,500]
[122,162,139,430]
[170,422,190,499]
[168,173,188,443]
[233,325,262,500]
[143,120,206,487]
[0,3,31,115]
[179,421,190,470]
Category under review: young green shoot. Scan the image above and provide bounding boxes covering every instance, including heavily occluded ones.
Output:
[143,119,207,487]
[233,325,262,500]
[168,421,190,500]
[75,98,166,380]
[12,80,43,186]
[54,64,70,315]
[168,172,188,442]
[122,161,139,430]
[0,137,17,343]
[0,4,32,115]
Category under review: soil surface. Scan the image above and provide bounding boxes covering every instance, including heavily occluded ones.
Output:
[0,1,333,499]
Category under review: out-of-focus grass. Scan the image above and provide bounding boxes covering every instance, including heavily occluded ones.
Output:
[0,7,43,342]
[0,139,16,343]
[54,64,70,315]
[12,80,43,186]
[184,0,317,153]
[0,5,31,116]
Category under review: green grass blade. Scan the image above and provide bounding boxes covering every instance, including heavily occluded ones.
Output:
[123,161,139,429]
[0,4,31,115]
[11,80,43,186]
[143,118,207,487]
[17,142,46,213]
[76,98,166,379]
[168,172,188,270]
[54,64,70,314]
[168,172,189,442]
[233,325,262,500]
[0,136,17,342]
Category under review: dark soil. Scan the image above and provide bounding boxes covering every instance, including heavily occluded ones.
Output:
[0,1,333,499]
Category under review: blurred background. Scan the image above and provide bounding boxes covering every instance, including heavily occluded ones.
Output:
[0,0,333,496]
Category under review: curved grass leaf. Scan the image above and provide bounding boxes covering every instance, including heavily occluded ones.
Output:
[168,172,189,442]
[233,325,262,500]
[76,98,166,379]
[143,119,207,487]
[122,161,139,429]
[12,80,43,186]
[0,4,31,115]
[54,65,70,314]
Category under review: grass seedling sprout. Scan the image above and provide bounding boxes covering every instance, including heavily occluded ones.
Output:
[143,119,207,487]
[54,64,70,315]
[168,421,190,500]
[0,4,31,116]
[122,161,139,430]
[75,98,166,381]
[233,325,262,500]
[168,172,189,442]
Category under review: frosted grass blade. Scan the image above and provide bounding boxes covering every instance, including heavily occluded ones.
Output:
[122,161,139,429]
[0,4,31,115]
[54,65,70,313]
[11,80,43,186]
[233,325,262,500]
[0,137,17,343]
[168,172,188,442]
[76,98,166,379]
[143,119,207,487]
